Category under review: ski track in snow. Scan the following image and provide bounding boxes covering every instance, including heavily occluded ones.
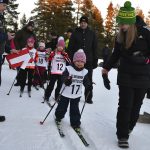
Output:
[0,63,150,150]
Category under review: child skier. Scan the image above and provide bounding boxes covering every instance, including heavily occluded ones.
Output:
[33,41,48,89]
[55,49,92,129]
[17,37,37,97]
[44,37,71,103]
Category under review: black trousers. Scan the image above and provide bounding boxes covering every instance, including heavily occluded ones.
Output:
[85,62,93,101]
[0,64,1,86]
[17,68,34,91]
[55,96,81,127]
[116,86,147,139]
[45,74,62,99]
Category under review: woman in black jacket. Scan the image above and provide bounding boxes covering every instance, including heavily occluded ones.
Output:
[102,1,150,148]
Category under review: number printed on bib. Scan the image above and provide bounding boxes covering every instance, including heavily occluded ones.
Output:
[36,51,47,67]
[61,66,88,99]
[51,53,66,74]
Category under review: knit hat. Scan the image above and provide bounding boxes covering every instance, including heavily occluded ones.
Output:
[73,49,86,63]
[80,16,88,23]
[27,21,34,27]
[27,37,35,43]
[116,1,136,25]
[39,42,45,48]
[0,0,9,4]
[57,37,65,49]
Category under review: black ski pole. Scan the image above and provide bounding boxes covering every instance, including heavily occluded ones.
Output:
[7,68,20,95]
[40,86,66,125]
[80,91,90,117]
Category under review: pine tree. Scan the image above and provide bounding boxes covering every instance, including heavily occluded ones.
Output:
[20,14,27,28]
[74,0,83,25]
[104,2,116,48]
[31,0,75,41]
[92,6,105,58]
[5,0,19,32]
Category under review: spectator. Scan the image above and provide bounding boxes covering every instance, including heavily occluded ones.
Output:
[68,16,98,104]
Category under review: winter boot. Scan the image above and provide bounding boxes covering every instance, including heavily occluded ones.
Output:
[20,87,24,97]
[0,115,5,122]
[86,99,93,104]
[118,138,129,148]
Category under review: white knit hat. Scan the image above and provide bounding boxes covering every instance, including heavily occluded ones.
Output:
[39,42,45,48]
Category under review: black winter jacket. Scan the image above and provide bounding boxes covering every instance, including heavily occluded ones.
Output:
[0,13,7,56]
[68,27,98,68]
[14,26,37,50]
[104,23,150,88]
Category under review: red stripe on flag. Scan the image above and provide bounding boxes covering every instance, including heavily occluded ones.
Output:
[6,49,30,69]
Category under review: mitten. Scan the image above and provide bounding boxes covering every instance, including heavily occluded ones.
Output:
[64,76,72,86]
[102,74,111,90]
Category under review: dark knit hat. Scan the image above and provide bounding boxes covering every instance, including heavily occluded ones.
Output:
[27,21,34,27]
[67,28,73,33]
[116,1,136,25]
[0,0,9,4]
[80,16,88,23]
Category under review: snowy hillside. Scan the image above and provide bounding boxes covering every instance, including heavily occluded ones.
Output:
[0,63,150,150]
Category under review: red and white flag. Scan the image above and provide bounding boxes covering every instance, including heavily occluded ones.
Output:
[6,49,31,69]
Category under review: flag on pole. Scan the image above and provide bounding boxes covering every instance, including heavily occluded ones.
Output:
[6,49,31,69]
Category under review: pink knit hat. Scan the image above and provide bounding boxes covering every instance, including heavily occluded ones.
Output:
[73,49,86,63]
[57,38,65,49]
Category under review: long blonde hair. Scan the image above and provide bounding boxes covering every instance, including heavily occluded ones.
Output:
[117,25,137,49]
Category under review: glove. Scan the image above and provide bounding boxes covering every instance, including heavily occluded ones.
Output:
[92,59,98,69]
[102,74,110,90]
[64,76,72,86]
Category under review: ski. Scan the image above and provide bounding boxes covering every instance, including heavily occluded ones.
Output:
[46,101,52,108]
[72,127,89,147]
[55,120,65,137]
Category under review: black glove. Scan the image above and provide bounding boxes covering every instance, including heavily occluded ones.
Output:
[102,74,110,90]
[64,76,72,86]
[92,59,98,69]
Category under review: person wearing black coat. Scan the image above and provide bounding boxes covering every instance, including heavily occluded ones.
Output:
[68,16,98,104]
[14,21,37,50]
[102,1,150,148]
[13,21,37,86]
[0,0,10,122]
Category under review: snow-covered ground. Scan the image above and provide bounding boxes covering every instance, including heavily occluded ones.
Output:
[0,63,150,150]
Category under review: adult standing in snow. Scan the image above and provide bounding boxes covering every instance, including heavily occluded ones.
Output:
[14,21,37,86]
[0,0,12,122]
[68,16,98,104]
[102,1,150,148]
